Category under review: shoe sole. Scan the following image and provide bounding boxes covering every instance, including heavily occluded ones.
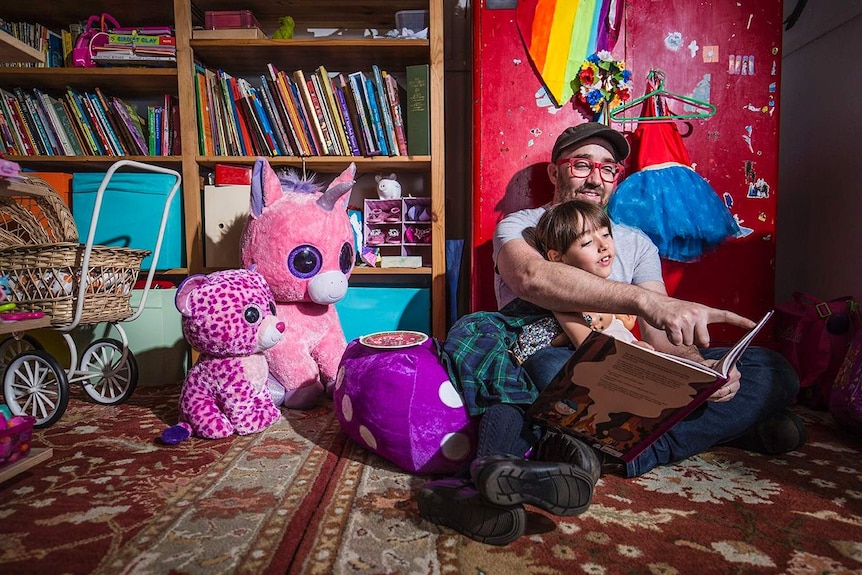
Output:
[417,484,526,546]
[475,459,594,516]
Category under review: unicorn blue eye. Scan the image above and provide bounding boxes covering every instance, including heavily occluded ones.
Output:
[339,243,354,274]
[288,245,322,279]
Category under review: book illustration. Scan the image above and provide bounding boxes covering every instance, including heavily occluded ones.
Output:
[528,311,774,462]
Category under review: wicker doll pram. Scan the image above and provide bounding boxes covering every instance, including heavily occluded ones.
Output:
[0,175,148,326]
[0,161,181,428]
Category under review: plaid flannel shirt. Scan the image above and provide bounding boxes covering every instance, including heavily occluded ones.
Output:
[438,299,553,416]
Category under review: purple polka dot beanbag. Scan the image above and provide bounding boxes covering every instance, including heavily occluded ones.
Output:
[333,338,478,475]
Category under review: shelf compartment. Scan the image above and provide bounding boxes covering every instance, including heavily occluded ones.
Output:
[190,39,428,77]
[0,30,45,65]
[6,156,184,172]
[0,68,178,98]
[196,155,430,173]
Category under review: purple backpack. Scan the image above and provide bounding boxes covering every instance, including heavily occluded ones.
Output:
[829,329,862,435]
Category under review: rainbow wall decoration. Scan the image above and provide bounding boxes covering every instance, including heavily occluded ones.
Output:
[516,0,623,106]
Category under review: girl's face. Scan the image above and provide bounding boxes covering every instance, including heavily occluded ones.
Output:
[550,224,615,278]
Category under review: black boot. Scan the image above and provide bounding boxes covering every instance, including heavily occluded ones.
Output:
[417,478,526,546]
[470,454,594,516]
[724,409,808,454]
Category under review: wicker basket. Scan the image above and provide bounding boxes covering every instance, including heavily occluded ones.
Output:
[0,176,149,327]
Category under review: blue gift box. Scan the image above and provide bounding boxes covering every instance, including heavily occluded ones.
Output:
[72,172,184,270]
[336,287,430,341]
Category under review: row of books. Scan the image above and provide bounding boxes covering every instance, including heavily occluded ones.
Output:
[0,87,179,157]
[0,19,63,68]
[194,62,428,157]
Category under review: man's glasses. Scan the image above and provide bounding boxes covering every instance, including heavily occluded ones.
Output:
[556,158,623,183]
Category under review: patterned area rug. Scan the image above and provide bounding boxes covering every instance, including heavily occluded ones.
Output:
[1,385,861,575]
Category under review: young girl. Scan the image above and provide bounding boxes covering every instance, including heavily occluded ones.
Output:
[424,200,647,542]
[510,199,647,365]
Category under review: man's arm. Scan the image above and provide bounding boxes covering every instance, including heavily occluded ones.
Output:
[637,280,742,403]
[496,238,755,347]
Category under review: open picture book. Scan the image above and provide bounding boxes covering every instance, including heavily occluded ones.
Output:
[526,310,774,463]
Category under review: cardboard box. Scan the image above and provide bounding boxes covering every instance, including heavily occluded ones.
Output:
[25,172,72,206]
[203,184,250,268]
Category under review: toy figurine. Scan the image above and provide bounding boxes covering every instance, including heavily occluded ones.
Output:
[375,173,401,199]
[161,268,284,443]
[240,158,356,409]
[272,16,295,39]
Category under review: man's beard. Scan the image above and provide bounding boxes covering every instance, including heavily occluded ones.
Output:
[557,179,607,206]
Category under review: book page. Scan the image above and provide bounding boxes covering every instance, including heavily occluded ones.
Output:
[712,310,774,377]
[528,334,722,461]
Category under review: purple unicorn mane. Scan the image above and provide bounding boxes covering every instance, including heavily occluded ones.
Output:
[277,168,323,194]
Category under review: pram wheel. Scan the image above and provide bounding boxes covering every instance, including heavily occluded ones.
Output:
[80,338,138,405]
[0,335,42,372]
[3,349,69,428]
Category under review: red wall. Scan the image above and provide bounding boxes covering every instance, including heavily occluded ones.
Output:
[471,1,783,345]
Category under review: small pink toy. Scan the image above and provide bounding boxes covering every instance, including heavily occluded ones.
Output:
[241,158,356,408]
[161,268,284,443]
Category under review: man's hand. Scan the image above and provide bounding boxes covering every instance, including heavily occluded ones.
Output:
[640,292,756,348]
[705,361,742,403]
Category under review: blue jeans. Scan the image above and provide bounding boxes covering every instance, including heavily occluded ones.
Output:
[520,345,799,477]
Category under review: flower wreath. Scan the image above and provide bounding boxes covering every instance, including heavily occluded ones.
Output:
[571,51,633,120]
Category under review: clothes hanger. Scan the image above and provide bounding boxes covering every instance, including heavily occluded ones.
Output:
[610,69,717,123]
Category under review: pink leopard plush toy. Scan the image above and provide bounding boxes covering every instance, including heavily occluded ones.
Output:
[161,268,285,444]
[241,158,356,409]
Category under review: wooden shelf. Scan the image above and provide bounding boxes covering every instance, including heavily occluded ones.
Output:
[190,39,428,76]
[0,68,178,97]
[0,448,52,484]
[196,155,430,172]
[1,0,448,339]
[3,155,183,172]
[0,30,44,65]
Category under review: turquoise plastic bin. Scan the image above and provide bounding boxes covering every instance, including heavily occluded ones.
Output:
[72,172,184,270]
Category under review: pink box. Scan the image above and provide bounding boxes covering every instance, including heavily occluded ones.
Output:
[204,10,262,30]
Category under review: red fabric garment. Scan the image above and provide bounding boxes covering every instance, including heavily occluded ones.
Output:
[627,89,692,170]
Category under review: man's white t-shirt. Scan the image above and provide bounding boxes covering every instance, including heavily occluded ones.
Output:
[492,206,663,309]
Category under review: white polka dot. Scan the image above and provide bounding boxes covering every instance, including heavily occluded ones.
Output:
[438,380,464,408]
[340,394,353,422]
[359,425,377,450]
[440,432,471,461]
[334,365,345,391]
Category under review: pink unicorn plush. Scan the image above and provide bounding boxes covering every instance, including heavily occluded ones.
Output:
[240,158,356,408]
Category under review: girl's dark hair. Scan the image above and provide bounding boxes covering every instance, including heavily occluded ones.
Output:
[532,200,612,258]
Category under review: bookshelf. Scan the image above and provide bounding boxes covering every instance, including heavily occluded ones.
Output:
[0,0,447,339]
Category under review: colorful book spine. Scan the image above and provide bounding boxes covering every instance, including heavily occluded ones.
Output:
[0,89,30,155]
[281,73,315,155]
[372,65,398,155]
[316,66,350,156]
[363,75,390,156]
[308,73,337,155]
[259,74,293,156]
[347,72,378,156]
[15,88,51,155]
[333,81,361,156]
[383,72,408,156]
[247,82,282,155]
[405,64,430,156]
[294,70,328,155]
[65,88,102,155]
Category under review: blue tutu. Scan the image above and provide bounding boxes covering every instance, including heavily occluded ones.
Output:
[607,162,741,262]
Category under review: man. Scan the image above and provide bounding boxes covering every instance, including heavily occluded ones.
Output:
[418,122,804,545]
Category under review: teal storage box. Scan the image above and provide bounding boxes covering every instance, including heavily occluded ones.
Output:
[71,289,189,386]
[336,287,430,341]
[72,173,184,270]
